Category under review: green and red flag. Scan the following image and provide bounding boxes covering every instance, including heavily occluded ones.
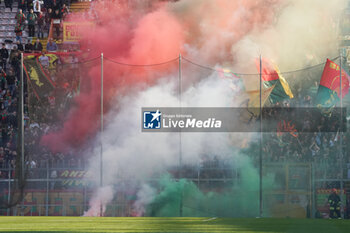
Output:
[315,59,350,111]
[217,68,239,79]
[255,58,294,104]
[217,68,245,92]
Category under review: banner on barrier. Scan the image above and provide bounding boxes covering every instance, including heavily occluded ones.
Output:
[63,22,94,42]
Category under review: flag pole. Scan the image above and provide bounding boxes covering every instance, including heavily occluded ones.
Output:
[339,52,344,218]
[100,52,104,217]
[259,55,263,218]
[20,52,25,216]
[179,54,183,217]
[21,52,24,183]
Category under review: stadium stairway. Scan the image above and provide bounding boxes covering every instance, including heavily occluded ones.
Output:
[69,1,92,13]
[0,1,24,44]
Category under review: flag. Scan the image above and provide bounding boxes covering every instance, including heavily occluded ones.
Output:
[24,55,55,99]
[217,68,245,92]
[239,85,275,123]
[247,85,275,110]
[255,58,293,104]
[277,120,298,138]
[217,68,239,79]
[316,59,349,106]
[46,53,60,70]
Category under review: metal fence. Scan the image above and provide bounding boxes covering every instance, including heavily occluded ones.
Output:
[0,162,349,217]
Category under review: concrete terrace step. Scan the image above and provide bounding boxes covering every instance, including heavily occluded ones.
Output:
[0,1,20,43]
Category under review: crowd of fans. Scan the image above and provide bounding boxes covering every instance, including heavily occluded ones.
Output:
[0,40,20,173]
[259,96,349,177]
[12,0,70,43]
[0,0,85,176]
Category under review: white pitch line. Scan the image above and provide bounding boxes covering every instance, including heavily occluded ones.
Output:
[202,217,217,222]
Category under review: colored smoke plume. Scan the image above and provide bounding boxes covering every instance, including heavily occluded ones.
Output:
[37,0,347,217]
[41,1,184,152]
[83,186,114,217]
[40,0,285,152]
[41,0,346,152]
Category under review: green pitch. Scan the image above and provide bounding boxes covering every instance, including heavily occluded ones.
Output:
[0,217,349,233]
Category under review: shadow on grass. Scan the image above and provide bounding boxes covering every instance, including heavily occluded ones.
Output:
[205,218,350,233]
[1,218,350,233]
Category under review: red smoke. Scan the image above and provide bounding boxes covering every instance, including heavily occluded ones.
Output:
[41,0,280,153]
[41,1,184,152]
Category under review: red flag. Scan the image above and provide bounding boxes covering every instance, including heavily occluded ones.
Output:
[255,58,279,81]
[320,59,350,98]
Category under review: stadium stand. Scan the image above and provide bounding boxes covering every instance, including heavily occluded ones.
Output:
[0,0,349,219]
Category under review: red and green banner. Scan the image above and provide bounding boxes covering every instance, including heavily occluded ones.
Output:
[255,58,294,104]
[24,55,55,100]
[316,59,350,111]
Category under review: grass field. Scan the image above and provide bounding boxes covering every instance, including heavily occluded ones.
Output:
[0,217,350,233]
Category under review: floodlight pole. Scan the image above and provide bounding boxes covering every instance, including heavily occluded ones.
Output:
[100,53,104,217]
[179,54,183,217]
[259,55,263,218]
[339,52,344,218]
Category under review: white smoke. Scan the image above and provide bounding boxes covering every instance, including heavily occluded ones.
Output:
[83,186,114,217]
[88,73,237,182]
[133,184,156,216]
[83,72,240,215]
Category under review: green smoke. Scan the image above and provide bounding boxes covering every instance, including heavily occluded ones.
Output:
[145,150,276,217]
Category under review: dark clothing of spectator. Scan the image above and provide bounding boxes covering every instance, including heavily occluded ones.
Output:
[44,10,53,35]
[0,70,6,89]
[51,0,63,11]
[28,24,35,38]
[25,43,34,53]
[51,11,62,21]
[328,192,341,219]
[33,41,43,52]
[18,0,27,12]
[16,43,24,52]
[27,12,37,37]
[7,114,17,128]
[51,10,62,39]
[0,47,9,71]
[4,0,13,11]
[37,13,45,38]
[6,73,16,96]
[10,49,20,76]
[0,47,9,61]
[6,73,15,86]
[27,0,33,10]
[27,12,37,26]
[7,103,17,114]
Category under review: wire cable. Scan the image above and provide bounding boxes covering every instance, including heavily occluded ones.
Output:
[182,56,341,76]
[104,56,179,67]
